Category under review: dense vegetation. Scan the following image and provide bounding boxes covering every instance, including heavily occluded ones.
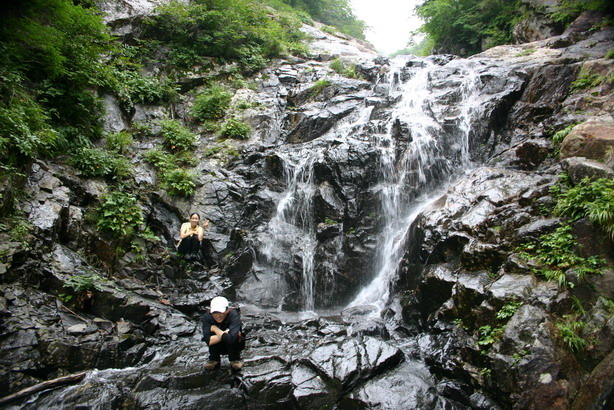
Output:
[414,0,613,56]
[263,0,367,39]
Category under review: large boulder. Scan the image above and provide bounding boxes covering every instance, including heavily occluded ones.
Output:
[560,118,614,161]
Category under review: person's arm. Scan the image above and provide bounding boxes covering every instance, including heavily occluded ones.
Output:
[208,324,228,346]
[179,223,192,239]
[197,225,204,241]
[226,310,241,341]
[202,313,213,343]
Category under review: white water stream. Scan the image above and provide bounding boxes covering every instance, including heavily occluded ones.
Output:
[258,56,494,313]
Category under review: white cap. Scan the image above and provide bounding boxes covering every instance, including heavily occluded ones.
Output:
[210,296,229,313]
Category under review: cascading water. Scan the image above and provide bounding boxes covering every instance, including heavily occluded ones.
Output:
[350,57,493,312]
[252,55,511,313]
[258,151,320,311]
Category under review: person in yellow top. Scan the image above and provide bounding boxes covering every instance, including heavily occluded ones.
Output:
[177,213,209,261]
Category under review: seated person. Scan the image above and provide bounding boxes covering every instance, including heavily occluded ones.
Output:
[177,213,207,261]
[202,296,244,370]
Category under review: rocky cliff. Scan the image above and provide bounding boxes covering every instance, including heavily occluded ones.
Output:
[0,2,613,409]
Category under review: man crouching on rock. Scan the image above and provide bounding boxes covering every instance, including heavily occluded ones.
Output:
[202,296,244,370]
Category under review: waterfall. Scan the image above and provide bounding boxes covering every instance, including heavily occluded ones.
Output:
[254,55,504,312]
[349,56,490,312]
[259,151,319,311]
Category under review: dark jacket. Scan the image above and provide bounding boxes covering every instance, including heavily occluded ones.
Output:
[202,308,242,344]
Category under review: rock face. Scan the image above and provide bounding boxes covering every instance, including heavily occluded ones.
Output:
[560,118,614,161]
[1,3,614,409]
[513,0,564,43]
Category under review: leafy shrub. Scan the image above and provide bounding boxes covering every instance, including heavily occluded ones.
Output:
[477,325,504,346]
[220,117,251,140]
[106,131,133,154]
[554,177,614,239]
[0,94,58,166]
[203,141,240,163]
[191,85,232,121]
[71,147,132,180]
[518,225,602,288]
[65,272,108,292]
[263,0,366,39]
[103,63,177,110]
[143,0,307,71]
[551,124,576,148]
[416,0,522,56]
[163,168,196,197]
[159,119,197,152]
[548,0,612,25]
[0,0,112,157]
[144,149,196,197]
[96,190,144,238]
[321,25,337,35]
[606,48,614,59]
[130,121,153,139]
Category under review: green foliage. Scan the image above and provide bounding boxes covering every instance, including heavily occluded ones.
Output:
[264,0,367,39]
[606,48,614,59]
[203,141,240,163]
[144,149,197,197]
[321,25,337,35]
[496,301,522,320]
[548,0,613,26]
[130,121,153,139]
[143,0,307,71]
[96,190,144,238]
[518,225,602,288]
[163,168,197,196]
[390,36,436,57]
[556,316,587,352]
[513,349,529,365]
[0,0,112,160]
[71,147,132,180]
[220,117,251,139]
[159,119,197,152]
[515,48,536,57]
[554,177,614,239]
[477,325,504,346]
[309,79,333,97]
[2,215,32,250]
[570,67,611,93]
[64,272,108,292]
[416,0,522,56]
[104,66,177,111]
[106,131,133,154]
[191,85,232,121]
[329,58,361,78]
[550,124,576,149]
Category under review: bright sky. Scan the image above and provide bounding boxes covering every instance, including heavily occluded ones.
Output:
[350,0,424,55]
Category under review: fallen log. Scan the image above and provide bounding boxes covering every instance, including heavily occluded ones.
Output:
[0,371,88,406]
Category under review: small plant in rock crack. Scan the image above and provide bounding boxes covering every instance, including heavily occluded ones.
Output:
[477,325,504,346]
[556,315,587,352]
[513,349,529,365]
[64,272,107,293]
[496,301,523,320]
